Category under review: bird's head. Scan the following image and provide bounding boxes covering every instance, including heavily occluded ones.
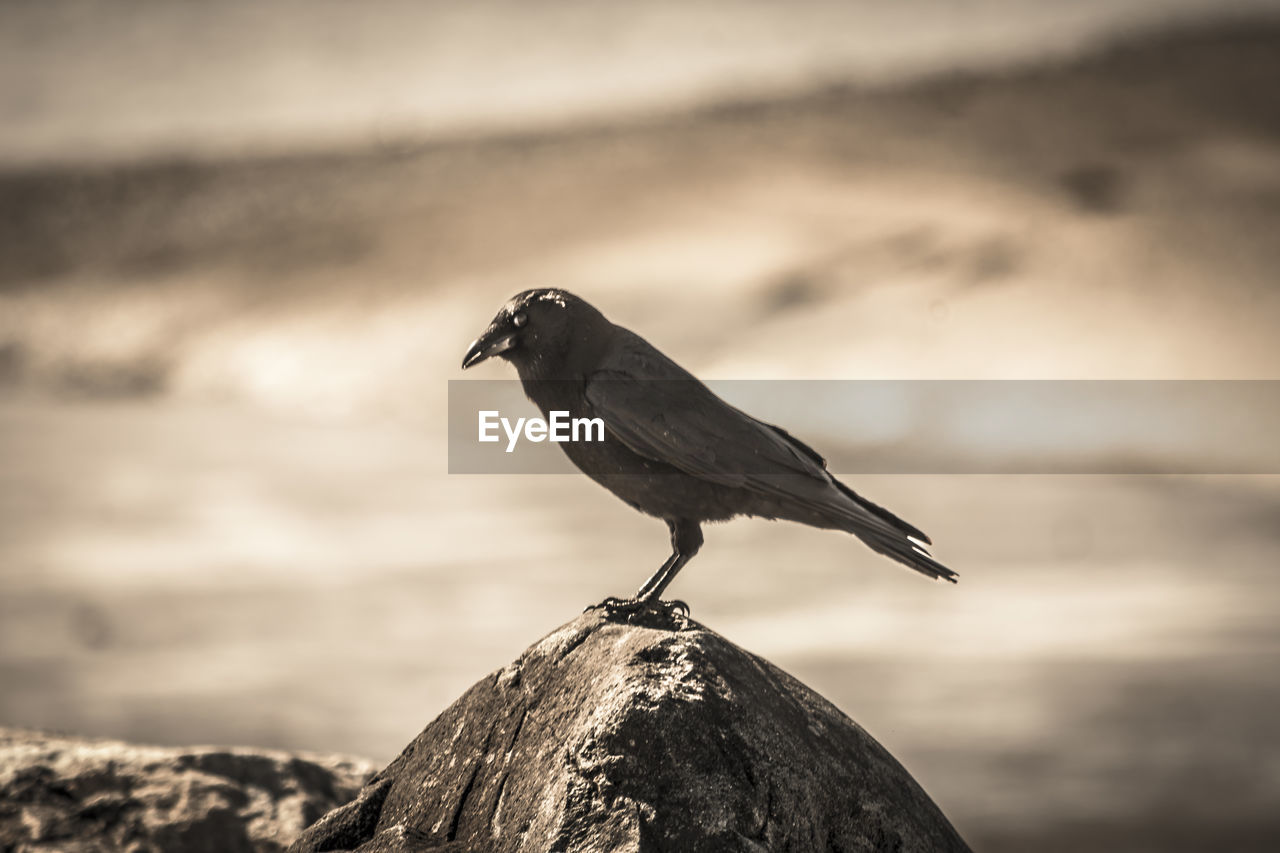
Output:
[461,288,611,379]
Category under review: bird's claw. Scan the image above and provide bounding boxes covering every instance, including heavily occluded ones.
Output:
[586,596,692,629]
[583,596,630,614]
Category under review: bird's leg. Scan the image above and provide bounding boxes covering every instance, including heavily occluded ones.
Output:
[587,520,702,623]
[592,551,680,614]
[632,552,682,603]
[634,519,703,606]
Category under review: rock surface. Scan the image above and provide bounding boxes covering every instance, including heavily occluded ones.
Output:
[292,608,970,853]
[0,728,376,852]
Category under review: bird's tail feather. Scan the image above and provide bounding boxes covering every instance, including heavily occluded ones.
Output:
[834,481,931,544]
[855,524,958,582]
[830,482,957,582]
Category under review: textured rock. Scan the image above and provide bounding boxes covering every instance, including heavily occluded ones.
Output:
[292,608,970,853]
[0,728,376,852]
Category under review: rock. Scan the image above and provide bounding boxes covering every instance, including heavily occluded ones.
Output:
[0,728,377,852]
[291,608,971,853]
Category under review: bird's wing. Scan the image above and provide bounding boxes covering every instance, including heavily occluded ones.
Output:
[584,346,829,488]
[584,331,956,582]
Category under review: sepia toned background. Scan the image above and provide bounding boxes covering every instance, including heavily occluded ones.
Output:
[3,1,1280,850]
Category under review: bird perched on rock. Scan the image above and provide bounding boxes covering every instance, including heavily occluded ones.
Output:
[462,289,955,612]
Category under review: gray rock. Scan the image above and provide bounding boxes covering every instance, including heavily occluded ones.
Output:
[0,728,376,852]
[292,608,971,852]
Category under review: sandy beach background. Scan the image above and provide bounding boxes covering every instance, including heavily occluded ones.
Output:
[2,2,1279,850]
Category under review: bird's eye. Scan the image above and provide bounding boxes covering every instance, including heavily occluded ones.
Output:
[512,312,528,328]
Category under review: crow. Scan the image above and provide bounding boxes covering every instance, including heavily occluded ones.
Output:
[462,289,956,611]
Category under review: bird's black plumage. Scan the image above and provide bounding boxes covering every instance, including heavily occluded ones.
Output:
[462,288,956,605]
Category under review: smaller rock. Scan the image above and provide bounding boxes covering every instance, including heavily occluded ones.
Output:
[0,727,377,852]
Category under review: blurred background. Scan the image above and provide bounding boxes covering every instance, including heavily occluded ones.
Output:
[3,1,1280,850]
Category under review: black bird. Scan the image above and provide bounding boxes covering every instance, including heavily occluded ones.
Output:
[462,289,956,610]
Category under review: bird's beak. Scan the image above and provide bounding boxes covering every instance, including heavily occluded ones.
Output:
[461,326,517,369]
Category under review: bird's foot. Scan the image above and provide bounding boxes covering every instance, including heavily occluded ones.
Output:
[586,596,691,629]
[591,595,689,615]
